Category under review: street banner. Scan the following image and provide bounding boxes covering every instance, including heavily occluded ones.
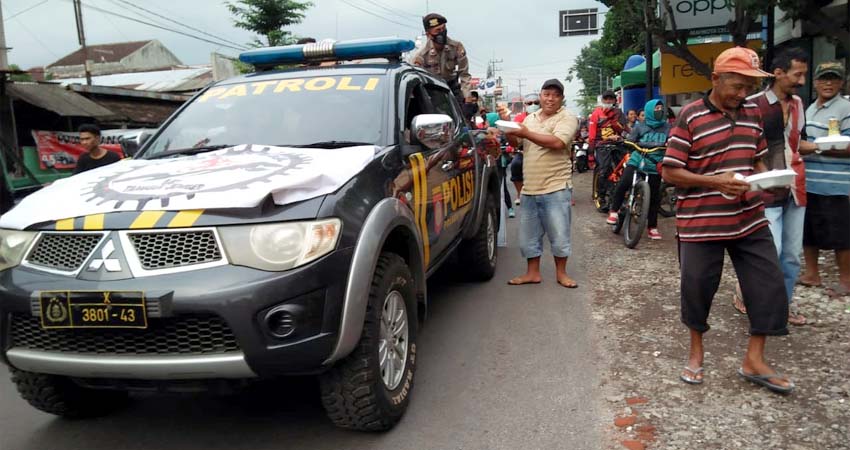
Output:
[660,40,762,94]
[31,130,125,170]
[0,144,377,230]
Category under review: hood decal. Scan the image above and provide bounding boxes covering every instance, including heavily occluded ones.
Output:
[0,144,376,230]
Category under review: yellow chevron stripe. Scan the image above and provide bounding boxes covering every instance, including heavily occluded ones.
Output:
[414,153,430,264]
[167,209,204,228]
[130,211,166,229]
[55,218,75,231]
[82,214,105,230]
[410,155,421,226]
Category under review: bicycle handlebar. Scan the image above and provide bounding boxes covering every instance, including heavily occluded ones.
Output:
[622,140,665,154]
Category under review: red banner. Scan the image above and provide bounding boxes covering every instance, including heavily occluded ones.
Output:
[32,130,124,170]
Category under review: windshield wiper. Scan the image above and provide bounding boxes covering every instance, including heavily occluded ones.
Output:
[287,141,373,149]
[146,144,233,160]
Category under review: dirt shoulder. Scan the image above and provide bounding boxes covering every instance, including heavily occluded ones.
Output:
[570,173,850,450]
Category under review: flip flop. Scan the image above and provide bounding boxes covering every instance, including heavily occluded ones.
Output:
[827,283,850,298]
[507,278,541,286]
[737,368,795,394]
[797,279,822,288]
[732,291,747,315]
[557,279,579,289]
[788,311,807,326]
[680,366,704,385]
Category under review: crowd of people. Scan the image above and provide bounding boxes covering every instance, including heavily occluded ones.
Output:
[417,23,847,395]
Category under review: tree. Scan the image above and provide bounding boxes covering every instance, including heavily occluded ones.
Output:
[226,0,313,48]
[8,64,32,82]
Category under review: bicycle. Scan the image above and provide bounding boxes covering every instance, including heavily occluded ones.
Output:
[592,141,629,213]
[658,180,677,217]
[611,141,666,249]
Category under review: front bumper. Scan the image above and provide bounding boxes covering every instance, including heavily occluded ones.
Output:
[0,248,353,379]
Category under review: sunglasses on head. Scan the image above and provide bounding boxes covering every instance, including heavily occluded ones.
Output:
[525,100,540,106]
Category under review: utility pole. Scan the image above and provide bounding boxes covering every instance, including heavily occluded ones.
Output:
[73,0,92,85]
[0,0,9,71]
[488,56,503,111]
[516,78,526,99]
[643,0,654,101]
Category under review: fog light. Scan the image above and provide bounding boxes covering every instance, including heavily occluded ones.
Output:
[264,306,300,339]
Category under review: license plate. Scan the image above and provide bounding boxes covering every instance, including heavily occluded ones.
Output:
[39,291,147,329]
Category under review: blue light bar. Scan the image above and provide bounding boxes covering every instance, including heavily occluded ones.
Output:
[239,37,415,66]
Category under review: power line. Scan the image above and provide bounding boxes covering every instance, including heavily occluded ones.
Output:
[10,16,60,58]
[111,0,246,50]
[4,0,50,22]
[361,0,420,19]
[339,0,419,31]
[64,0,247,51]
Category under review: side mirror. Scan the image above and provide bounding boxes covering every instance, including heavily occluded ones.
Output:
[119,131,153,158]
[411,114,453,151]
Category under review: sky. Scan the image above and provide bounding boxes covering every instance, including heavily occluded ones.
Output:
[1,0,607,113]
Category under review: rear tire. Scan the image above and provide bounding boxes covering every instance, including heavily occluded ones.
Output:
[459,196,497,281]
[319,252,418,431]
[10,369,129,419]
[624,181,651,249]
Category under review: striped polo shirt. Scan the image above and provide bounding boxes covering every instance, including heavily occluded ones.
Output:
[663,96,769,242]
[803,94,850,196]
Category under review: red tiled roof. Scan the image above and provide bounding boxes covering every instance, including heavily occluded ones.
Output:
[48,40,152,67]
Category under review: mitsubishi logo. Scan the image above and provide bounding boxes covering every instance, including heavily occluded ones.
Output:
[87,240,122,272]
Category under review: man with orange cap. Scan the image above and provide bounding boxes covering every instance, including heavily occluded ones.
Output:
[662,47,795,394]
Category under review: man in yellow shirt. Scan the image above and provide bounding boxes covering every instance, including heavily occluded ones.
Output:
[501,79,579,288]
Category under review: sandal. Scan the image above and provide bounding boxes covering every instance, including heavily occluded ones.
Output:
[680,366,704,385]
[737,368,795,394]
[788,311,807,326]
[827,283,850,298]
[732,286,747,315]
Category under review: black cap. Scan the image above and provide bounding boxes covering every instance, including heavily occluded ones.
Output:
[423,13,447,30]
[601,90,616,100]
[541,79,564,95]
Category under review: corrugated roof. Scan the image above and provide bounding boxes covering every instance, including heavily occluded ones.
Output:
[58,67,213,92]
[6,83,117,118]
[90,97,180,125]
[48,40,152,67]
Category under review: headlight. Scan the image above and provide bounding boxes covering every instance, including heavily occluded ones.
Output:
[0,229,37,272]
[218,219,342,271]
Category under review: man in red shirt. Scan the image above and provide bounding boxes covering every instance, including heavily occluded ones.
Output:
[587,90,625,149]
[662,47,794,394]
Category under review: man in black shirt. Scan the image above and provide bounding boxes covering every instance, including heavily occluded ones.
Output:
[73,124,121,174]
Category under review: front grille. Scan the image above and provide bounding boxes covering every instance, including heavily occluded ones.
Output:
[9,314,240,355]
[25,233,103,272]
[128,230,222,270]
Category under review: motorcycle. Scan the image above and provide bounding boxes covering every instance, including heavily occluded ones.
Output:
[574,142,590,173]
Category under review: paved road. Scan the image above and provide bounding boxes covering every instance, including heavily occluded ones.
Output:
[0,190,602,450]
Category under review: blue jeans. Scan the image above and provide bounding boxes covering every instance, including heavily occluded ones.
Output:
[764,197,806,303]
[519,189,572,259]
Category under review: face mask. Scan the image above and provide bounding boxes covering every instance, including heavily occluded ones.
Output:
[526,104,541,113]
[600,103,613,109]
[653,110,665,121]
[580,131,589,138]
[434,30,448,45]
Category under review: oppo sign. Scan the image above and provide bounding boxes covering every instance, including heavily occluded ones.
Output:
[665,0,734,32]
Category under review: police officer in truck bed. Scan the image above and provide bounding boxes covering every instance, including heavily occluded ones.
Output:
[412,13,471,104]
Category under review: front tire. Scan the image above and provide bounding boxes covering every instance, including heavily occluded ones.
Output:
[624,180,651,249]
[319,252,418,431]
[10,369,129,419]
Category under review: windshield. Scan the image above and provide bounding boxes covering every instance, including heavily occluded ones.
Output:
[142,74,386,158]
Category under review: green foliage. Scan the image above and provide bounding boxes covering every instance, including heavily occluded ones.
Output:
[226,0,314,47]
[8,64,32,82]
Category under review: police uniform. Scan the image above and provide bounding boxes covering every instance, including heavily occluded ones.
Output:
[412,14,471,100]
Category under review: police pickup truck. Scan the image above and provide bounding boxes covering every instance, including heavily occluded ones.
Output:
[0,38,500,431]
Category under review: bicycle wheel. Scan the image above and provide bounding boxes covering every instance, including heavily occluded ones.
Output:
[612,207,625,234]
[659,181,677,218]
[624,180,650,249]
[592,171,604,212]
